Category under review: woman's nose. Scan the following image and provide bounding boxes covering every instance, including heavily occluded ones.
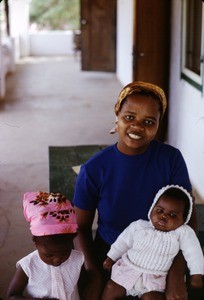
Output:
[130,120,144,130]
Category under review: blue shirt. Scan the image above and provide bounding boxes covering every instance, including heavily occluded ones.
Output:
[73,141,191,245]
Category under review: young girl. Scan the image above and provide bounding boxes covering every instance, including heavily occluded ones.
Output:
[102,185,204,299]
[73,81,197,299]
[7,191,84,300]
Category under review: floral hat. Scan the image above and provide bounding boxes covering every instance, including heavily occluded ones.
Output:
[23,191,78,236]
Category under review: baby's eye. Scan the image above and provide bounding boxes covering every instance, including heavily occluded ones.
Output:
[156,208,163,214]
[125,115,134,121]
[169,213,177,218]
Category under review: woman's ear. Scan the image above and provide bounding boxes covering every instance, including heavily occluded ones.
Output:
[109,116,118,134]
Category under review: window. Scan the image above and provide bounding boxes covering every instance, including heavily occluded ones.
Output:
[181,0,204,90]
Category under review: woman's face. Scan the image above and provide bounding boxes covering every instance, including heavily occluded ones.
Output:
[116,94,161,155]
[150,196,185,231]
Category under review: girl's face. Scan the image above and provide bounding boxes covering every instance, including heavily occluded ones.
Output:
[36,241,72,266]
[150,196,185,231]
[116,94,161,155]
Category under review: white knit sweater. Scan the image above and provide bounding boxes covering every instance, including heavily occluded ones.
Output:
[107,220,204,276]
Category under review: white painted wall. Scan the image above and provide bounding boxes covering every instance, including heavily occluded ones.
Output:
[9,0,30,58]
[29,31,74,56]
[168,1,204,202]
[116,0,134,85]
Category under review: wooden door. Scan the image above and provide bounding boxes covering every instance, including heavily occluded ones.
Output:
[80,0,116,72]
[133,0,171,140]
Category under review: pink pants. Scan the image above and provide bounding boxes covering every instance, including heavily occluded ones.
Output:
[111,258,166,298]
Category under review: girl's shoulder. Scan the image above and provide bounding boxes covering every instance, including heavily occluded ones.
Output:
[71,249,84,263]
[16,250,40,273]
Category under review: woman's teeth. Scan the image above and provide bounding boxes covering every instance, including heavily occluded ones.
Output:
[128,133,141,140]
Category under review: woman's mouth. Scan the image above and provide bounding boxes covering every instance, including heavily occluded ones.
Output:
[128,133,142,140]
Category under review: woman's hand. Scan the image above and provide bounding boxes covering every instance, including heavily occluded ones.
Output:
[166,251,188,300]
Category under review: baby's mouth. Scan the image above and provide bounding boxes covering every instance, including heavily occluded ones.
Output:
[128,132,142,140]
[157,220,167,227]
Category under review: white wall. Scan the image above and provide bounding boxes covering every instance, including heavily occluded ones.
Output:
[116,0,134,85]
[168,1,204,202]
[9,0,30,58]
[29,31,74,56]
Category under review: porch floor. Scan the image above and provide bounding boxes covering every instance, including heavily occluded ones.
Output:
[0,55,121,298]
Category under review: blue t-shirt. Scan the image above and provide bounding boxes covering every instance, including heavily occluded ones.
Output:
[73,141,191,245]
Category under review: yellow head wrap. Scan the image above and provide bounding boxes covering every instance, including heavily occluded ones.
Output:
[114,81,167,118]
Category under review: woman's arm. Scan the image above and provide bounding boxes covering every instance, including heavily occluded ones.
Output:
[166,200,198,300]
[74,206,103,300]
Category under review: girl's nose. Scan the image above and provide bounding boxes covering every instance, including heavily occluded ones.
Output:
[53,256,62,266]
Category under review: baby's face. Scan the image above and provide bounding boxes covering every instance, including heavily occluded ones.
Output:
[150,196,185,231]
[36,241,72,266]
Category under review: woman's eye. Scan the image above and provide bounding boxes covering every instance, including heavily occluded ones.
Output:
[125,115,134,120]
[144,120,153,126]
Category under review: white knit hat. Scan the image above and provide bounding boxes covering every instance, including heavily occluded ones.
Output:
[148,185,193,226]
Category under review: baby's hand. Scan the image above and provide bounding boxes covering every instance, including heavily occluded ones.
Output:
[103,257,115,271]
[190,274,203,289]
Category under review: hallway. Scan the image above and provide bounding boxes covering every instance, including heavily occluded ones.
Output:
[0,55,121,297]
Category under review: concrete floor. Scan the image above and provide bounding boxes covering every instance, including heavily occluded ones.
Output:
[0,55,122,298]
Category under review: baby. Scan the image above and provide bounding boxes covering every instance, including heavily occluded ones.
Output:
[102,185,204,299]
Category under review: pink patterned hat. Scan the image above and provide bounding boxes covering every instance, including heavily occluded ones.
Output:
[23,191,78,236]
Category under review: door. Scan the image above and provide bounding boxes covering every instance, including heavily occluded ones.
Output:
[133,0,171,140]
[80,0,116,72]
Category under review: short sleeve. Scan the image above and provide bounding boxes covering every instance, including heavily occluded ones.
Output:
[73,164,99,210]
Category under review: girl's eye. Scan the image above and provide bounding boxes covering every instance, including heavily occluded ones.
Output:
[156,209,163,214]
[45,254,53,258]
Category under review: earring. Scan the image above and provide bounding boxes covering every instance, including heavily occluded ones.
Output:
[109,116,118,134]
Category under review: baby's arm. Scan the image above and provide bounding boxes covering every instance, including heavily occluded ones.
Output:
[179,226,204,284]
[6,266,58,300]
[190,274,203,289]
[103,257,115,271]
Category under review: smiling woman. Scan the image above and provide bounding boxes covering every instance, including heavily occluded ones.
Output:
[72,81,196,300]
